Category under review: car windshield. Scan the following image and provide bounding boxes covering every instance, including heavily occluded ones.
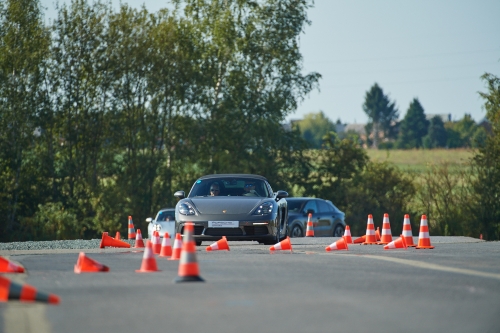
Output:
[188,177,271,198]
[156,211,175,221]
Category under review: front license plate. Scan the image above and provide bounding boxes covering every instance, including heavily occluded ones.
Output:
[208,221,239,228]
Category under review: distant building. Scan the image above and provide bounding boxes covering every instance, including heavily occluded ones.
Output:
[335,123,346,133]
[344,123,366,136]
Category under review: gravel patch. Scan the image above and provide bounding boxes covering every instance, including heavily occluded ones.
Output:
[0,239,136,251]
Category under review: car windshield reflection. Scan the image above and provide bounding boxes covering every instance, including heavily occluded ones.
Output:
[156,211,174,221]
[188,177,270,198]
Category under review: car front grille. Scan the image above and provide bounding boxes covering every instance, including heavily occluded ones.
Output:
[204,228,244,236]
[180,225,204,235]
[243,226,269,235]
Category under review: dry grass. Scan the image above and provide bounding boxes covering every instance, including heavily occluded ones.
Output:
[366,148,475,172]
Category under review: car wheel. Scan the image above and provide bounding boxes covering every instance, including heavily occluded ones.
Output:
[290,224,303,238]
[333,225,345,237]
[195,241,202,246]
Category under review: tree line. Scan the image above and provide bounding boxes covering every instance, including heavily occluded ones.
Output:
[1,0,499,241]
[364,83,488,150]
[0,0,321,240]
[296,83,488,150]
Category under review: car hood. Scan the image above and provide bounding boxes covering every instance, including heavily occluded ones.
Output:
[189,197,268,215]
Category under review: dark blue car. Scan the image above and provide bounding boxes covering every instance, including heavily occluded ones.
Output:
[286,197,345,237]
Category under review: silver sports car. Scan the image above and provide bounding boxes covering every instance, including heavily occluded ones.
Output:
[174,174,289,246]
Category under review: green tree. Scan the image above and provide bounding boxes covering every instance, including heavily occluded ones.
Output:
[444,114,482,148]
[294,111,336,148]
[305,132,368,209]
[423,116,447,148]
[0,0,50,237]
[49,0,115,234]
[470,73,500,240]
[396,98,429,149]
[444,122,462,148]
[182,0,320,177]
[363,83,399,148]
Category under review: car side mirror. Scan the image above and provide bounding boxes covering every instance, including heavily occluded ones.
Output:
[275,190,288,200]
[146,217,152,223]
[174,190,185,199]
[306,209,315,215]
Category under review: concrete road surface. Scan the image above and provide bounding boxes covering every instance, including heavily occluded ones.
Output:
[1,237,499,333]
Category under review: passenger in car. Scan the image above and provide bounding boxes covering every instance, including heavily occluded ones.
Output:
[243,181,259,196]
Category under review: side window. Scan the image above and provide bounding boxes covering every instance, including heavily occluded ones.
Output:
[302,200,318,214]
[326,200,340,213]
[317,200,331,213]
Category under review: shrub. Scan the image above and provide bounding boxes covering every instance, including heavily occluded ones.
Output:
[31,202,82,240]
[410,162,475,236]
[344,162,416,236]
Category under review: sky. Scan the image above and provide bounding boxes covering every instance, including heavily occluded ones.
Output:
[40,0,500,125]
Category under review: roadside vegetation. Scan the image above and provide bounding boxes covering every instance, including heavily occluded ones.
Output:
[1,0,499,241]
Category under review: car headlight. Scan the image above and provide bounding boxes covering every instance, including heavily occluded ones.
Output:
[252,202,274,215]
[178,202,196,216]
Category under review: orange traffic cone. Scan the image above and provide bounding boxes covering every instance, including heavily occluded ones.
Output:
[127,216,136,240]
[74,252,110,273]
[343,226,353,244]
[152,231,162,254]
[362,214,378,244]
[270,236,292,252]
[175,222,204,282]
[115,231,121,240]
[168,233,183,260]
[325,237,349,251]
[159,233,172,257]
[0,256,25,273]
[100,232,131,248]
[0,275,60,304]
[136,240,160,272]
[134,229,145,248]
[305,213,314,237]
[206,236,230,251]
[384,235,407,250]
[378,213,393,245]
[353,235,366,244]
[376,227,381,241]
[401,214,416,247]
[416,215,434,249]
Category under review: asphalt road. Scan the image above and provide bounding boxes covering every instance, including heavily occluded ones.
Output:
[1,237,500,333]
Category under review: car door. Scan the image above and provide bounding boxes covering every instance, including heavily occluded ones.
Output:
[315,200,334,236]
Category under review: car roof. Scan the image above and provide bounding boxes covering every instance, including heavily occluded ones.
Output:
[287,197,320,201]
[198,174,268,181]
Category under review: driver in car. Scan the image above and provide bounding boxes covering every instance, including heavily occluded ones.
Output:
[210,183,220,196]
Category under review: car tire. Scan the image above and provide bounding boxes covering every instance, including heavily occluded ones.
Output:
[333,224,345,237]
[195,241,202,246]
[262,218,281,246]
[290,224,303,238]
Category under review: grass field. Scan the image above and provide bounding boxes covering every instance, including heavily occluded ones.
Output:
[365,148,475,172]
